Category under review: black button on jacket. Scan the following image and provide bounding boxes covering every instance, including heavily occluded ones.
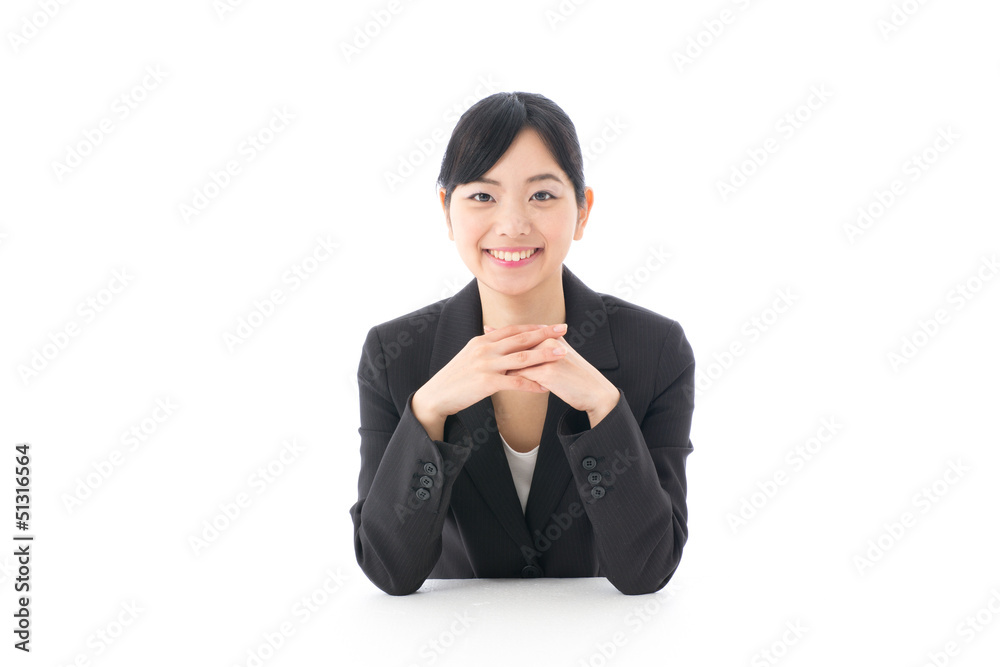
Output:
[351,264,695,595]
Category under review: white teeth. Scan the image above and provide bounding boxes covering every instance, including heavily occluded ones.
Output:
[488,248,537,261]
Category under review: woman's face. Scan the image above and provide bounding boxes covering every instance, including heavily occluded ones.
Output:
[440,127,593,295]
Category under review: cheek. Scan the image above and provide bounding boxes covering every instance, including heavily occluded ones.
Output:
[450,214,490,242]
[539,212,578,239]
[541,203,578,224]
[450,228,482,255]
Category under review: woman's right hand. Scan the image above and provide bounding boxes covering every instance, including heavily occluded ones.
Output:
[412,323,568,427]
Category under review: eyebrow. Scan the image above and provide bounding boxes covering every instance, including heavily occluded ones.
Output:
[469,173,564,186]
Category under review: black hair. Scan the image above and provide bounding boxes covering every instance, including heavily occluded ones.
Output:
[436,91,587,211]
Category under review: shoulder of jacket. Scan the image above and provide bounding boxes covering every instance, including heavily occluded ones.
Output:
[601,292,693,364]
[602,292,681,334]
[365,294,449,343]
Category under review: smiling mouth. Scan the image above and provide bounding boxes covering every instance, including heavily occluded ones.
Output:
[483,248,541,262]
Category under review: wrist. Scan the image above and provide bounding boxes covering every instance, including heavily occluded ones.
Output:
[413,386,445,422]
[412,387,446,441]
[587,386,620,427]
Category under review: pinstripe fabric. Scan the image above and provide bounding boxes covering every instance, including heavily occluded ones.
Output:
[352,263,695,595]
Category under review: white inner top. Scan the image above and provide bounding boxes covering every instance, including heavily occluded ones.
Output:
[499,431,538,514]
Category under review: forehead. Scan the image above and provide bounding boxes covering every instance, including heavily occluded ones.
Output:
[475,128,564,182]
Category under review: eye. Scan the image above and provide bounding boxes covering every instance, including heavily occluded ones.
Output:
[470,192,494,203]
[532,191,555,201]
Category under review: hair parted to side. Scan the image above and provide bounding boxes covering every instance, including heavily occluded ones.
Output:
[436,91,587,211]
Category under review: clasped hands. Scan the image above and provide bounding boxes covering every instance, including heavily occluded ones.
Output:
[483,323,620,427]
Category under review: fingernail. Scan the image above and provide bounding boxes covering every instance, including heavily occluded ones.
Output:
[553,323,567,333]
[553,346,566,355]
[484,325,494,332]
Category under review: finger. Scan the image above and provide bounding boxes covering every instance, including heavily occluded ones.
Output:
[489,323,568,352]
[522,338,568,355]
[483,323,547,337]
[501,373,549,393]
[496,345,565,376]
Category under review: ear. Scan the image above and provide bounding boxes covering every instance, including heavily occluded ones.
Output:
[439,188,453,240]
[574,187,594,241]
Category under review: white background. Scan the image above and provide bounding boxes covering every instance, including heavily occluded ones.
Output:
[2,0,999,665]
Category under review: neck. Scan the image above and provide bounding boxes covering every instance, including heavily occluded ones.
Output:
[478,266,566,330]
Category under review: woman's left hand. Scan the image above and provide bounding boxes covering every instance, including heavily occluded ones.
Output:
[484,325,620,426]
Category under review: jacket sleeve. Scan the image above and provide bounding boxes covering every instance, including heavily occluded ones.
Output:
[556,320,695,595]
[349,326,474,595]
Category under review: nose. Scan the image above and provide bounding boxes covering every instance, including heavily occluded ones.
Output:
[493,198,532,238]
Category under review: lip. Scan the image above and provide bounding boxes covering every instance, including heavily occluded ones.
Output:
[483,247,542,267]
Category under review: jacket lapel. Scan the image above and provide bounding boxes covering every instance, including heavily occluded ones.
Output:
[428,263,620,552]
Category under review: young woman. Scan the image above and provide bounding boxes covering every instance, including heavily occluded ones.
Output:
[351,92,695,596]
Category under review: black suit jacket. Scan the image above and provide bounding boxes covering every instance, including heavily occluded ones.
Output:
[351,264,695,595]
